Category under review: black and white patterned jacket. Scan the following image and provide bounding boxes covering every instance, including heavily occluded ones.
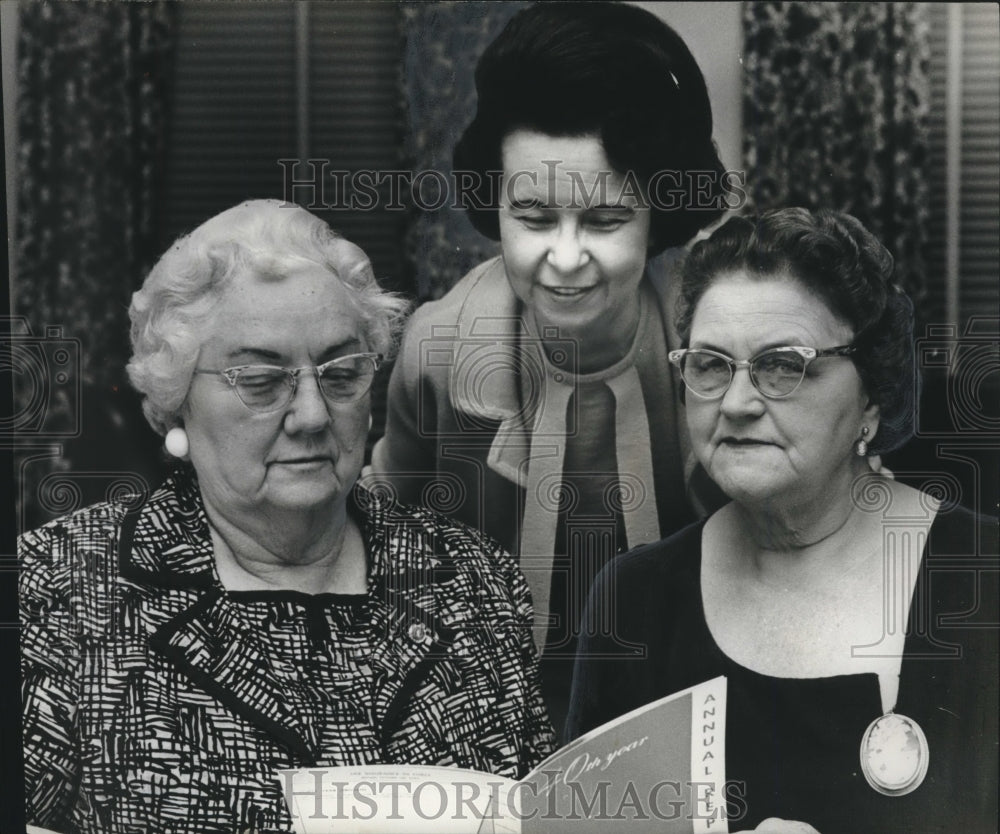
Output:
[20,469,555,833]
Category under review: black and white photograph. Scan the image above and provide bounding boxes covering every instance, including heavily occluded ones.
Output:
[2,2,998,832]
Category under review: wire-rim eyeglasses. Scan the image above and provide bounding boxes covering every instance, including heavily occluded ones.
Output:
[193,352,383,413]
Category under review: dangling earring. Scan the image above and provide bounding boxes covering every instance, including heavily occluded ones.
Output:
[854,426,870,457]
[164,426,190,459]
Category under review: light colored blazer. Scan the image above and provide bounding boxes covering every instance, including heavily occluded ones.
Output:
[369,254,722,650]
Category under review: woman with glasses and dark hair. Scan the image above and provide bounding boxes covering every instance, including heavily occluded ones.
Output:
[567,208,998,833]
[18,200,554,833]
[370,0,731,737]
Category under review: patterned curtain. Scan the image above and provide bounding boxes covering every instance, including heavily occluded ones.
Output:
[14,1,176,529]
[743,2,931,315]
[401,0,528,300]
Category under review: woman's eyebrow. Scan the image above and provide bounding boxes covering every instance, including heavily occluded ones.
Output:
[689,339,805,355]
[507,197,543,210]
[689,341,731,355]
[317,339,363,362]
[224,338,361,365]
[226,347,283,363]
[751,339,812,353]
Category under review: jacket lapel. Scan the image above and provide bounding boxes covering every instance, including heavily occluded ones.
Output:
[120,470,317,762]
[360,491,462,749]
[121,473,479,763]
[448,259,537,489]
[149,589,318,760]
[447,253,695,492]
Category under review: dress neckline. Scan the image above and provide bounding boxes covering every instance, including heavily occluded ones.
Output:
[692,518,914,696]
[223,588,368,605]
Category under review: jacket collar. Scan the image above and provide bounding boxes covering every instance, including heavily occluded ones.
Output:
[120,466,217,587]
[448,254,682,419]
[121,470,460,763]
[446,253,684,486]
[448,256,525,423]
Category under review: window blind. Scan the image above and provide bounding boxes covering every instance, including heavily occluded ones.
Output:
[160,2,406,444]
[925,3,999,331]
[957,3,999,325]
[161,2,405,290]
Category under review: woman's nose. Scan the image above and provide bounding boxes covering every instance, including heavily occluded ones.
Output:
[546,225,589,273]
[283,372,332,433]
[718,365,766,418]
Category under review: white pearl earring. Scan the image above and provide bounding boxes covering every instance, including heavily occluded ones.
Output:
[164,426,190,459]
[854,426,870,457]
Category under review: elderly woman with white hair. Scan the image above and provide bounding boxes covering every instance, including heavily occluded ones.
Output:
[18,200,554,834]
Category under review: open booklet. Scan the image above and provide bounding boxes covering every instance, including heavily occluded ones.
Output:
[279,676,728,834]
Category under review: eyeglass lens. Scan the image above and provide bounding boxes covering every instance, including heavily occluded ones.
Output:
[234,356,377,411]
[682,350,808,398]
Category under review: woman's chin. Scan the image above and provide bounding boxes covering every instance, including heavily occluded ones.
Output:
[711,467,795,509]
[529,290,612,335]
[260,476,346,513]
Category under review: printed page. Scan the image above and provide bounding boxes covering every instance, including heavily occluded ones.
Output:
[279,677,726,834]
[278,764,519,834]
[517,676,728,833]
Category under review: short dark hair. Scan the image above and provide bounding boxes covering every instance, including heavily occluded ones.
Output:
[453,1,727,253]
[677,208,917,454]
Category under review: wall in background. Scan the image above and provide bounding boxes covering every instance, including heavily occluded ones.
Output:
[2,1,18,295]
[3,1,997,524]
[162,2,406,290]
[639,2,743,175]
[925,2,999,332]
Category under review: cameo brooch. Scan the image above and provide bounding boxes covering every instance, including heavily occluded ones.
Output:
[860,712,930,796]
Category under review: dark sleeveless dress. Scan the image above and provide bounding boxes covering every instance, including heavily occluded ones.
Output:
[567,506,998,833]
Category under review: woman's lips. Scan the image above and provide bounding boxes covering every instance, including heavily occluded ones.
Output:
[271,457,332,468]
[539,284,598,301]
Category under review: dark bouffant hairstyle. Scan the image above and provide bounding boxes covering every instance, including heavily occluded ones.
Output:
[453,1,728,254]
[677,208,917,455]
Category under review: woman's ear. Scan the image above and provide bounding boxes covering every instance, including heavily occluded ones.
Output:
[863,399,881,440]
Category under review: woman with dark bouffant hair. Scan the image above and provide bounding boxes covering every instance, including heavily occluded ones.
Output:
[371,1,734,737]
[569,208,998,833]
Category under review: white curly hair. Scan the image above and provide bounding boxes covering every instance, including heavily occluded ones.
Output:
[127,199,410,435]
